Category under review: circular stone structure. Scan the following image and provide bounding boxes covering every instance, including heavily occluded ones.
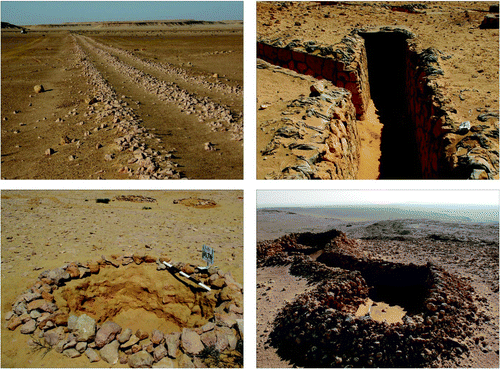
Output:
[173,197,218,208]
[258,230,485,368]
[5,254,243,368]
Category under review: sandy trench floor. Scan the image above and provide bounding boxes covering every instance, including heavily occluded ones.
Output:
[1,24,243,179]
[1,190,243,368]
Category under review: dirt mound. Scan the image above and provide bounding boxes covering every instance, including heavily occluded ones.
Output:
[57,264,213,329]
[258,230,485,367]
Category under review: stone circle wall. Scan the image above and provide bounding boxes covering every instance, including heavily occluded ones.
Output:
[5,254,243,368]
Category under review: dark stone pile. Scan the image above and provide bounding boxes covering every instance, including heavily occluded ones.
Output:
[257,229,362,267]
[5,254,243,368]
[258,230,485,367]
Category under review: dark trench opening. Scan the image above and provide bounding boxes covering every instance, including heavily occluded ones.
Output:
[365,270,430,315]
[317,253,430,315]
[360,32,422,179]
[296,229,344,248]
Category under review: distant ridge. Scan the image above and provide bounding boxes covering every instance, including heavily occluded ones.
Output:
[257,205,497,224]
[24,19,242,28]
[1,22,23,29]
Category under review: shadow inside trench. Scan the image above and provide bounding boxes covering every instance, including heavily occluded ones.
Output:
[360,32,422,179]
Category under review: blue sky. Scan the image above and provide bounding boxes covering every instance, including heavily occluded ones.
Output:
[257,190,499,208]
[257,190,499,222]
[1,1,243,25]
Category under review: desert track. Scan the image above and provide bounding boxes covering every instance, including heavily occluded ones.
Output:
[1,29,243,179]
[73,34,243,179]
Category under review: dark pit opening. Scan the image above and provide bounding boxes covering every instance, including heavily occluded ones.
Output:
[364,268,430,315]
[296,229,344,248]
[317,253,430,314]
[360,31,422,179]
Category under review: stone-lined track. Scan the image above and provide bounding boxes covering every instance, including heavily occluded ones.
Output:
[72,37,182,179]
[85,35,242,108]
[74,34,242,179]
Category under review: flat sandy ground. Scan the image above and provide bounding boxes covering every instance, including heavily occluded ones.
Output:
[1,190,243,367]
[257,209,499,368]
[2,22,243,179]
[257,1,499,179]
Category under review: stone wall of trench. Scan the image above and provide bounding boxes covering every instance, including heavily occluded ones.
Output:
[404,44,498,179]
[257,64,360,180]
[257,35,370,119]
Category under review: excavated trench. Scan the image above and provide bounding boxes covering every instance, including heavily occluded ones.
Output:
[257,26,496,179]
[359,31,422,179]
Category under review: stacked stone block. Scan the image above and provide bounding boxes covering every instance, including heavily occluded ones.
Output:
[257,36,370,119]
[405,44,498,179]
[405,46,449,178]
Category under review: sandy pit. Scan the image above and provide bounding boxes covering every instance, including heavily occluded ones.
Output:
[55,263,214,330]
[1,20,243,179]
[257,1,499,179]
[1,190,243,368]
[355,298,406,324]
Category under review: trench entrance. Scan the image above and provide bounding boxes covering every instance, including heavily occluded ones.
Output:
[54,263,215,333]
[360,32,422,179]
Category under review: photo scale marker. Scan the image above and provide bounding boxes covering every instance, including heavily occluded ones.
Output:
[162,261,211,292]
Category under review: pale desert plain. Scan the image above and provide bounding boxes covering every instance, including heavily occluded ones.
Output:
[2,20,243,179]
[1,190,243,367]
